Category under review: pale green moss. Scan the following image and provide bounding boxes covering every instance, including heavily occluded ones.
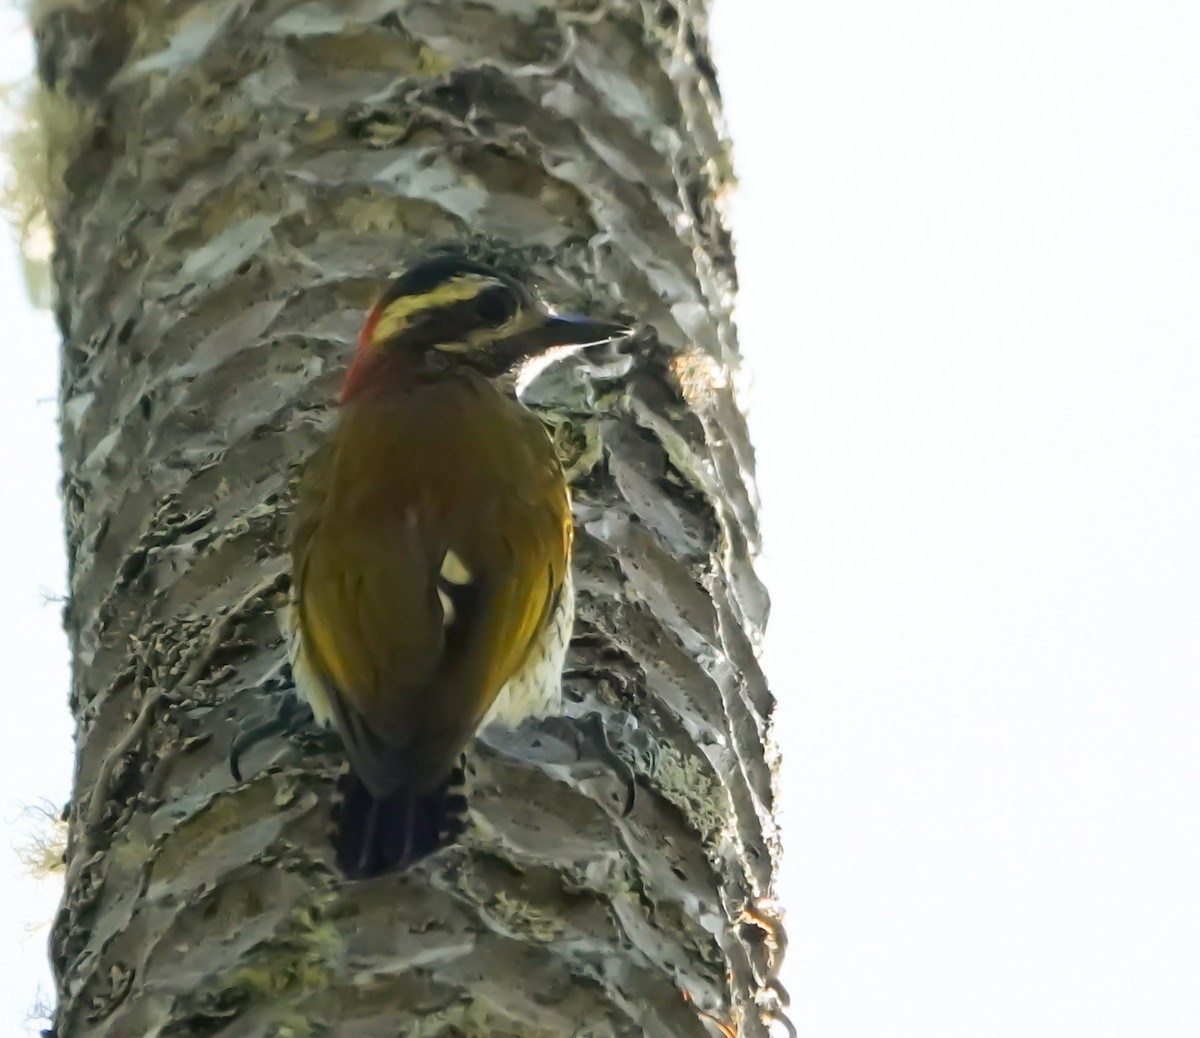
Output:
[489,891,566,942]
[653,745,728,848]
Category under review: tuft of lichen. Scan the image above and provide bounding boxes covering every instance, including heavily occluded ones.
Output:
[652,745,729,849]
[13,799,68,878]
[1,82,93,306]
[489,892,566,942]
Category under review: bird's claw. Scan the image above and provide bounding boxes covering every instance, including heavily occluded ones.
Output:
[229,695,315,782]
[543,711,638,817]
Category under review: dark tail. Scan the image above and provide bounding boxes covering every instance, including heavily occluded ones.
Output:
[331,761,468,879]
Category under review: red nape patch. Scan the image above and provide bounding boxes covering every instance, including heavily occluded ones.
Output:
[340,345,385,403]
[340,305,383,402]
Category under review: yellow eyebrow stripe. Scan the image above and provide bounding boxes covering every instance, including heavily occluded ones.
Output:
[370,276,501,345]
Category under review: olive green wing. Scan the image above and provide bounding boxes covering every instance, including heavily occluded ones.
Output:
[290,375,570,796]
[427,395,572,724]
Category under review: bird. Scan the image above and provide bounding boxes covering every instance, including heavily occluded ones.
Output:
[285,253,625,878]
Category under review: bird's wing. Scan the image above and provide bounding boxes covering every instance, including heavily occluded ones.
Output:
[292,373,571,795]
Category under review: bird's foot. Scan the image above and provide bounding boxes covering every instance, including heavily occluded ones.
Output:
[541,711,639,817]
[229,695,316,782]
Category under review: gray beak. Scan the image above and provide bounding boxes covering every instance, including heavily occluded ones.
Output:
[515,314,630,353]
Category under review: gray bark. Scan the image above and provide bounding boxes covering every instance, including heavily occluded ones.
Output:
[41,0,786,1035]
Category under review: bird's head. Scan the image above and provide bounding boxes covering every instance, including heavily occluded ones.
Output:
[343,255,626,401]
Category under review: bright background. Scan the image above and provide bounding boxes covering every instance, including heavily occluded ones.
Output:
[715,1,1200,1035]
[2,2,1199,1034]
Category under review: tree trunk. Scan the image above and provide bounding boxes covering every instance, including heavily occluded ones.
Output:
[41,1,785,1034]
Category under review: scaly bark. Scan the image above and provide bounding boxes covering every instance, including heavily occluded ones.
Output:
[41,0,786,1034]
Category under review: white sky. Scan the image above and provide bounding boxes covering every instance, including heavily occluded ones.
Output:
[2,2,1198,1035]
[714,1,1200,1034]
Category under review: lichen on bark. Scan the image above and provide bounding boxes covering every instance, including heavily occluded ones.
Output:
[39,0,787,1034]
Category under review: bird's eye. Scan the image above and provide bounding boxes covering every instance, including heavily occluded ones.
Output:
[475,287,517,326]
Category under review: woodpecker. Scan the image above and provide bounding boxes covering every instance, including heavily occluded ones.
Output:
[287,254,625,878]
